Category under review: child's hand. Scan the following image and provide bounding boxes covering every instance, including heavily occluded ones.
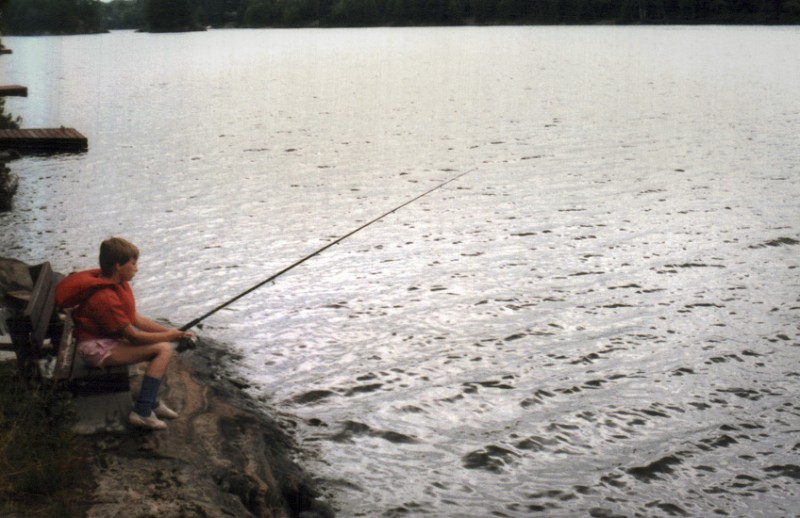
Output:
[177,334,198,352]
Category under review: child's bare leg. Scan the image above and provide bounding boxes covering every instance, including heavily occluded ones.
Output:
[105,342,176,427]
[104,342,173,379]
[142,342,172,379]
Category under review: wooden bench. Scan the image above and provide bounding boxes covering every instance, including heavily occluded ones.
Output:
[7,262,130,394]
[7,262,64,378]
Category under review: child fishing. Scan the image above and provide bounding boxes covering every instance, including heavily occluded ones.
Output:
[55,237,193,430]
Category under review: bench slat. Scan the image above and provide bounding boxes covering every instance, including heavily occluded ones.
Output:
[53,312,76,380]
[24,262,64,353]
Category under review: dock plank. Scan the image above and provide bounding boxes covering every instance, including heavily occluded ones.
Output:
[0,85,27,97]
[0,128,88,154]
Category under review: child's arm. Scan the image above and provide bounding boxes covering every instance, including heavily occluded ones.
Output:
[117,313,192,345]
[133,313,174,334]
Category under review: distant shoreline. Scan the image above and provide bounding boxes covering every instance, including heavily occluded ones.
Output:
[4,17,799,37]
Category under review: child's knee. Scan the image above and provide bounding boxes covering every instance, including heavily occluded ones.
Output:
[157,342,173,358]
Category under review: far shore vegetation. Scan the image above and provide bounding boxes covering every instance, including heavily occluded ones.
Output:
[0,0,798,35]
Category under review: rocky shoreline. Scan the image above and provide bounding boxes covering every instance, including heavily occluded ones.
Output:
[83,343,333,518]
[0,257,333,518]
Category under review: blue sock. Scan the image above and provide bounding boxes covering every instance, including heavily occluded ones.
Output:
[132,375,161,417]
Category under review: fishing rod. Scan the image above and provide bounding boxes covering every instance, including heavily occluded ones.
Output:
[179,168,476,333]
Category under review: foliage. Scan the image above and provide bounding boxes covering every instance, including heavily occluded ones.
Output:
[3,0,800,34]
[103,0,146,29]
[243,0,279,26]
[0,361,90,516]
[0,158,18,212]
[145,0,204,31]
[0,98,20,130]
[120,0,800,28]
[2,0,106,35]
[196,0,248,27]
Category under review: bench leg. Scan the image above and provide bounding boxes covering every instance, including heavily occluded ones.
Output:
[14,347,40,384]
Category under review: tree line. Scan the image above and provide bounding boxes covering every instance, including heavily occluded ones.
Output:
[1,0,798,34]
[2,0,107,34]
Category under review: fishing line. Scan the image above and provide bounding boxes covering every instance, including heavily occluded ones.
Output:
[180,168,477,332]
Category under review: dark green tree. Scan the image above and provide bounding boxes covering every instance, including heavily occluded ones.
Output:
[243,0,277,25]
[469,0,495,22]
[145,0,201,31]
[274,0,317,25]
[0,98,20,130]
[4,0,105,34]
[0,0,9,26]
[196,0,246,27]
[330,0,384,26]
[7,0,800,34]
[104,0,146,29]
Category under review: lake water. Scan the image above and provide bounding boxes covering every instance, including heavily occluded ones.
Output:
[2,26,799,517]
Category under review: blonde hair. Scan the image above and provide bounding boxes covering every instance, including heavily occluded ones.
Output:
[99,237,139,276]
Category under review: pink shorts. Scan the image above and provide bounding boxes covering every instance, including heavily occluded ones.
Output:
[77,338,125,368]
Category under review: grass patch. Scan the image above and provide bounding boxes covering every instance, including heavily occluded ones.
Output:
[0,360,92,517]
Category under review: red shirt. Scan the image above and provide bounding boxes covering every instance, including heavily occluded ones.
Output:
[72,281,136,342]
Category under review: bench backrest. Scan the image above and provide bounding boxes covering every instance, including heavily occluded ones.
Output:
[9,262,64,355]
[28,262,63,350]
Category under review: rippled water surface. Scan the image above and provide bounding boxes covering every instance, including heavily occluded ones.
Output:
[2,26,800,517]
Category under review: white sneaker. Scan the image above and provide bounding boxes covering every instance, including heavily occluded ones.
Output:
[128,411,167,430]
[153,401,179,420]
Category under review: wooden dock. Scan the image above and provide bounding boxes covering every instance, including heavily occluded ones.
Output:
[0,128,88,153]
[0,85,28,97]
